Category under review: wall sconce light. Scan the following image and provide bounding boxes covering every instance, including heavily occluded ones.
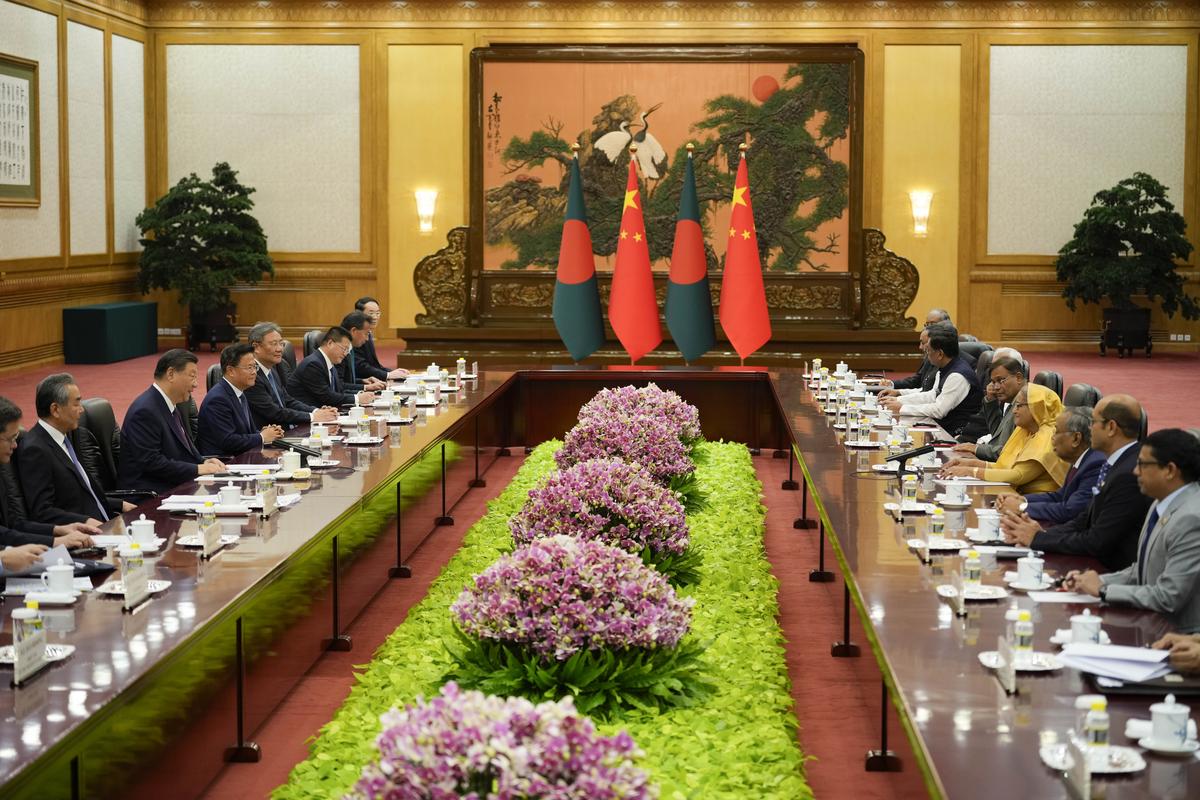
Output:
[415,189,438,234]
[909,190,933,237]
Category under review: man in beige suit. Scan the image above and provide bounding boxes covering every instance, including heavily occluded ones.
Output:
[1065,428,1200,634]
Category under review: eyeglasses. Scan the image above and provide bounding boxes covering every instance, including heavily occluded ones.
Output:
[234,363,257,373]
[0,432,19,445]
[1011,401,1029,409]
[1135,459,1164,469]
[989,375,1013,385]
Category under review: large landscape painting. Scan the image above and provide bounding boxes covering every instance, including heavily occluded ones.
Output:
[477,49,853,274]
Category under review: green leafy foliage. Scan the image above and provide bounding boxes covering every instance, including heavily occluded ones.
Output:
[1055,171,1198,318]
[445,628,713,719]
[643,543,705,588]
[135,162,273,312]
[273,441,809,800]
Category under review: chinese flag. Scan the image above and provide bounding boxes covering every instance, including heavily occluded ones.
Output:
[608,158,662,363]
[719,152,771,362]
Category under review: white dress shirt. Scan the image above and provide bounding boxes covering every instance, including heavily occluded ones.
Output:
[152,382,177,413]
[896,368,969,420]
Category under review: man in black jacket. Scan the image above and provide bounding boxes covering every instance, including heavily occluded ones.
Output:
[16,373,133,526]
[288,327,377,409]
[1001,394,1150,571]
[0,396,99,550]
[354,296,408,381]
[338,311,389,391]
[245,321,338,430]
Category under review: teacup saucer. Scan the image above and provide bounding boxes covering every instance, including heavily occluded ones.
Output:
[1049,629,1111,646]
[935,494,972,509]
[1137,737,1200,756]
[1005,575,1055,592]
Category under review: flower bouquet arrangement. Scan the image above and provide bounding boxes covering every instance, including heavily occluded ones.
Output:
[509,458,702,585]
[445,536,711,717]
[350,682,655,800]
[557,386,707,512]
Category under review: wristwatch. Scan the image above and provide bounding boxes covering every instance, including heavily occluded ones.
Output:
[1098,584,1108,602]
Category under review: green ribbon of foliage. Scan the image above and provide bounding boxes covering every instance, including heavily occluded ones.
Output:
[274,441,809,800]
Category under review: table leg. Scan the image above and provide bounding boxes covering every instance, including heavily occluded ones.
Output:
[782,447,799,491]
[865,680,902,771]
[389,479,412,578]
[794,469,816,529]
[831,583,861,657]
[809,520,835,582]
[225,617,262,762]
[468,420,486,488]
[322,536,352,652]
[434,443,453,526]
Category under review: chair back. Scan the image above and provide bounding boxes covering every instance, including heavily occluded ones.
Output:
[79,398,121,491]
[303,329,323,358]
[280,338,297,371]
[0,460,32,526]
[958,333,979,342]
[1032,371,1064,399]
[1063,383,1102,408]
[206,363,222,392]
[974,349,995,386]
[1140,408,1149,441]
[957,341,992,369]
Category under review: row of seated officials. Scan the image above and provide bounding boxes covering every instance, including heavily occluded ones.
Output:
[877,308,1200,672]
[0,297,407,575]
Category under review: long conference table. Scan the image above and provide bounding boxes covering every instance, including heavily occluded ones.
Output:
[1,367,1196,799]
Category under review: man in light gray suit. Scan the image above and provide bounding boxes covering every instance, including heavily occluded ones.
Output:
[1064,428,1200,633]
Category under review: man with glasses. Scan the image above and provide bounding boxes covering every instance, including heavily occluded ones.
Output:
[1001,394,1149,570]
[245,321,338,429]
[1063,428,1200,633]
[880,325,982,437]
[288,326,376,409]
[951,355,1026,461]
[995,405,1105,524]
[878,315,951,397]
[197,343,286,458]
[338,311,389,391]
[353,297,408,382]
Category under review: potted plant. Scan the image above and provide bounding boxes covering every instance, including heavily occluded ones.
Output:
[1055,172,1198,358]
[136,162,273,350]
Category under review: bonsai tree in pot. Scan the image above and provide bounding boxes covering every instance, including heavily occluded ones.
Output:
[136,162,273,350]
[1055,172,1197,357]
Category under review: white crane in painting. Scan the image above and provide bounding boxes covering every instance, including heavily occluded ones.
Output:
[593,103,668,179]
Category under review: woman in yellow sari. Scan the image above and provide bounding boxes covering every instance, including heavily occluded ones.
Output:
[942,384,1068,493]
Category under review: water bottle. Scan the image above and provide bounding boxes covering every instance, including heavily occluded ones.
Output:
[1085,699,1109,747]
[928,508,945,544]
[1014,610,1034,653]
[389,396,403,418]
[199,500,217,529]
[964,550,982,585]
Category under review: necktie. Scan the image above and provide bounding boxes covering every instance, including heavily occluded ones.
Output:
[265,368,283,405]
[1063,465,1078,489]
[329,365,338,389]
[348,350,357,383]
[1092,460,1111,495]
[1137,507,1161,584]
[64,437,108,521]
[238,392,254,431]
[172,407,200,459]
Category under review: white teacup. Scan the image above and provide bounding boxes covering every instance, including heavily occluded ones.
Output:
[310,423,328,439]
[1017,555,1044,587]
[1150,694,1191,748]
[946,483,968,503]
[279,451,302,473]
[379,389,395,404]
[40,562,74,593]
[348,406,366,420]
[1070,609,1102,643]
[130,515,156,544]
[976,509,1000,539]
[219,483,242,506]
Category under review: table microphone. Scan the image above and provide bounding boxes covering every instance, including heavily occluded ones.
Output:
[277,437,322,466]
[885,444,935,476]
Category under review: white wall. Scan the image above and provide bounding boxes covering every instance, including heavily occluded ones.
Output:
[112,33,146,253]
[987,44,1188,256]
[0,0,60,259]
[67,19,106,255]
[165,44,361,253]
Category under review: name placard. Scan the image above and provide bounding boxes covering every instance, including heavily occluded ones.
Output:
[122,555,150,612]
[200,520,223,559]
[259,485,277,518]
[951,571,966,617]
[996,635,1017,695]
[1064,736,1091,800]
[12,618,47,687]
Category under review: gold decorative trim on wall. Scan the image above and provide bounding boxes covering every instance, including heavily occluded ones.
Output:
[144,1,1200,26]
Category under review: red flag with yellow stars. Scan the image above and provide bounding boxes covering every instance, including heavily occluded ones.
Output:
[719,148,771,362]
[608,154,662,363]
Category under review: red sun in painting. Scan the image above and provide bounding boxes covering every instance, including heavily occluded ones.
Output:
[752,75,779,103]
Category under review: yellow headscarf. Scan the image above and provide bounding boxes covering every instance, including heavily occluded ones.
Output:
[995,383,1069,486]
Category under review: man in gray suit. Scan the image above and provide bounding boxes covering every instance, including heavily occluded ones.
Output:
[1064,428,1200,633]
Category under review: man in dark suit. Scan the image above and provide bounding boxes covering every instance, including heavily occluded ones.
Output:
[879,309,950,394]
[288,327,376,410]
[118,349,227,494]
[16,373,133,526]
[197,343,285,458]
[951,353,1026,460]
[245,321,338,430]
[354,296,408,382]
[0,395,99,553]
[338,311,389,391]
[996,405,1105,525]
[1002,394,1150,571]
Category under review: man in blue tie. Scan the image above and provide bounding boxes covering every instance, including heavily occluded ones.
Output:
[15,373,135,526]
[245,321,338,429]
[1064,428,1200,633]
[353,297,409,381]
[197,343,285,458]
[338,311,388,392]
[288,326,376,410]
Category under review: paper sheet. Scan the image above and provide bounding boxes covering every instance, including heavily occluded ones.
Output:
[1027,591,1102,604]
[1059,654,1171,683]
[3,577,92,596]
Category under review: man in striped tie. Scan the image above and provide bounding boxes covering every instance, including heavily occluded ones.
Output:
[245,321,337,430]
[197,343,285,458]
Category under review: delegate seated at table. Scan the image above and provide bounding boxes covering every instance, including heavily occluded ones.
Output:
[995,405,1104,525]
[1064,428,1200,634]
[880,325,982,438]
[951,352,1026,461]
[941,384,1066,494]
[287,327,376,410]
[197,343,286,458]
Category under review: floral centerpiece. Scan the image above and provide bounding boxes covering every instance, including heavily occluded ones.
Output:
[509,458,701,585]
[556,385,707,512]
[446,535,711,716]
[350,682,655,800]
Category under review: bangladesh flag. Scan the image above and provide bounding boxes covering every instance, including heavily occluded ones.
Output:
[552,154,606,362]
[665,149,715,363]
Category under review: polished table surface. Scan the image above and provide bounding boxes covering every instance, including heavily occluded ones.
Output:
[771,371,1198,799]
[0,369,517,788]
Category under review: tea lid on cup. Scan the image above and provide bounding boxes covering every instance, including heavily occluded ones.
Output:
[1070,608,1099,624]
[1150,694,1188,714]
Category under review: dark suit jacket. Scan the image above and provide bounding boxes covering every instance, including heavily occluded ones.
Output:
[246,363,312,429]
[288,351,355,409]
[197,379,263,458]
[1023,448,1106,526]
[335,353,371,391]
[352,334,389,381]
[893,358,936,392]
[15,423,121,524]
[1031,443,1151,571]
[118,386,203,494]
[0,462,55,546]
